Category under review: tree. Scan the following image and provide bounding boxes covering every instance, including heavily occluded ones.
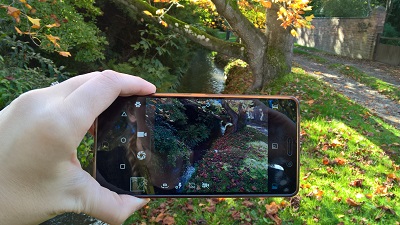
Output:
[109,0,313,91]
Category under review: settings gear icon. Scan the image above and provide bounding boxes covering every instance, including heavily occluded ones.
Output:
[137,151,146,160]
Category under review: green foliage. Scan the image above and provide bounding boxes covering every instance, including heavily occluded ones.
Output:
[386,0,400,33]
[177,124,210,148]
[312,0,371,17]
[111,23,189,92]
[382,23,400,46]
[0,33,68,109]
[154,124,191,166]
[383,23,400,37]
[77,134,94,169]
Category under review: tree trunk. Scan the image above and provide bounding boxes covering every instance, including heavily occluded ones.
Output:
[262,3,294,90]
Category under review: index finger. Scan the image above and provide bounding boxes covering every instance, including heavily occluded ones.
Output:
[62,70,156,129]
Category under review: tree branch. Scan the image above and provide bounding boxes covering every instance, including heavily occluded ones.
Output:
[111,0,247,60]
[211,0,266,48]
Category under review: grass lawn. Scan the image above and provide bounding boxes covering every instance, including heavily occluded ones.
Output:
[124,67,400,225]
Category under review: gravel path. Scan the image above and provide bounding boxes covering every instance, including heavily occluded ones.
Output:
[292,53,400,129]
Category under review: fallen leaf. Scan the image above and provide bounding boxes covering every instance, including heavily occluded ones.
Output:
[330,139,343,147]
[322,157,330,165]
[346,198,362,207]
[155,212,165,223]
[327,167,335,174]
[242,200,254,207]
[265,202,282,225]
[333,157,346,165]
[306,99,315,105]
[204,205,216,213]
[231,210,241,220]
[349,179,363,187]
[333,196,342,202]
[303,172,311,180]
[307,189,323,200]
[162,215,175,225]
[375,185,388,194]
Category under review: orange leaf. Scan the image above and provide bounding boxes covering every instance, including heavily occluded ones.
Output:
[322,157,330,165]
[375,185,388,194]
[5,6,21,23]
[155,212,165,223]
[46,34,60,47]
[346,198,362,207]
[58,51,71,57]
[265,201,279,214]
[27,16,40,29]
[15,26,23,34]
[162,215,175,225]
[160,20,168,27]
[306,99,314,105]
[333,157,346,165]
[327,167,335,174]
[265,202,282,225]
[315,189,323,200]
[45,23,60,28]
[349,179,363,187]
[261,1,272,8]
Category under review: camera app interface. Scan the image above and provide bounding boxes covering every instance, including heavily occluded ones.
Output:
[96,97,297,195]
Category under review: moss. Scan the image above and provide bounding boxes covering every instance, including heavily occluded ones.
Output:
[266,47,289,75]
[223,59,253,94]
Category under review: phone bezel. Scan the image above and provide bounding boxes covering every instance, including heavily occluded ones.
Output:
[93,93,300,198]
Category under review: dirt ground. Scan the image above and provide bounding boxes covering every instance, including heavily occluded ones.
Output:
[292,52,400,130]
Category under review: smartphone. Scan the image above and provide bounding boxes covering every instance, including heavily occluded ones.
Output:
[93,94,299,197]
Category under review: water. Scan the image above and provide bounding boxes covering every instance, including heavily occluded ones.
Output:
[178,49,226,94]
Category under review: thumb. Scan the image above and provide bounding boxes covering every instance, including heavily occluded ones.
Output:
[82,178,149,225]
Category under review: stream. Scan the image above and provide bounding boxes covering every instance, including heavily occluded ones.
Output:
[40,49,226,225]
[178,49,226,94]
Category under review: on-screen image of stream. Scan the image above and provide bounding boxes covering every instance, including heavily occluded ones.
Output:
[145,98,270,194]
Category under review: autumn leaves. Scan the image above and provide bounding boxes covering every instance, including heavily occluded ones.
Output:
[1,1,71,57]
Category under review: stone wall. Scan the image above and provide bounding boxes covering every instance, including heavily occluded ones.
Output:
[296,7,386,60]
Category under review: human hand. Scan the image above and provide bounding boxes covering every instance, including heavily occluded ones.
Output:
[0,70,156,225]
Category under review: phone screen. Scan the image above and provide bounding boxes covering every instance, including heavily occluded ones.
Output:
[94,94,299,197]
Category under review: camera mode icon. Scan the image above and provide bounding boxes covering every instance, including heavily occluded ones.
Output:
[137,151,146,160]
[137,132,147,137]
